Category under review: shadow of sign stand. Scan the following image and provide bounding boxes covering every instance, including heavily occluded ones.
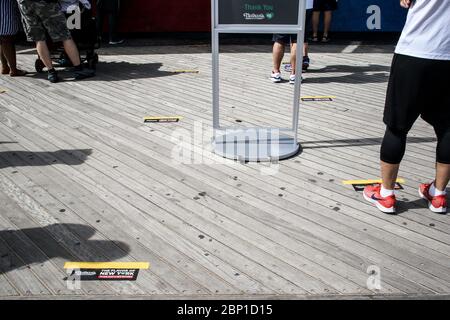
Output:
[211,0,307,162]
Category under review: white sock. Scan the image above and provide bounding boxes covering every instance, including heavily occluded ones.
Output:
[429,183,446,197]
[380,186,395,198]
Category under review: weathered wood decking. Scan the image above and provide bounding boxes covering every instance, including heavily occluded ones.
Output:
[0,42,449,299]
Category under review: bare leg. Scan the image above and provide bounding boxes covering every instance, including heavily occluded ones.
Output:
[0,37,25,76]
[0,38,10,73]
[381,161,400,190]
[312,11,320,38]
[323,11,333,37]
[0,50,10,74]
[272,41,285,73]
[62,39,81,67]
[36,41,53,69]
[435,163,450,191]
[290,42,297,75]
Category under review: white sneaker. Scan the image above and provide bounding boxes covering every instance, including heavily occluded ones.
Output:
[109,39,125,45]
[271,72,282,83]
[289,74,303,84]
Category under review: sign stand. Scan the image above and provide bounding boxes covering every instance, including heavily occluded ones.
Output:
[211,0,307,162]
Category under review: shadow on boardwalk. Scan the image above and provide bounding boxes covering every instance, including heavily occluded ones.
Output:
[301,137,437,149]
[0,224,130,275]
[305,64,391,84]
[0,149,92,169]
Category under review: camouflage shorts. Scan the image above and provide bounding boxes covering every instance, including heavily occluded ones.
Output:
[17,0,71,42]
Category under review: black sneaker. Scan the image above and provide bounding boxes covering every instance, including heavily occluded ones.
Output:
[302,56,310,71]
[48,69,59,83]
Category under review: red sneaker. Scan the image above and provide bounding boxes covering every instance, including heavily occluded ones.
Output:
[419,183,448,213]
[363,184,396,214]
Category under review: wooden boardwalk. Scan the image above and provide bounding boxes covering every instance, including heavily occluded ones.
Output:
[0,42,449,299]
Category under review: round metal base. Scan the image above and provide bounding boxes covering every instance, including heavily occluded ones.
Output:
[212,129,300,162]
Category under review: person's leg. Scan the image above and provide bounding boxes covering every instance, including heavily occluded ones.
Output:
[0,40,11,74]
[290,42,297,75]
[380,126,408,190]
[107,0,123,44]
[36,40,60,82]
[96,7,105,41]
[108,12,119,42]
[312,11,320,40]
[62,39,81,67]
[435,163,450,192]
[302,9,312,71]
[434,127,450,191]
[272,41,285,74]
[0,36,25,76]
[323,11,332,40]
[303,42,310,69]
[419,126,450,212]
[36,40,53,69]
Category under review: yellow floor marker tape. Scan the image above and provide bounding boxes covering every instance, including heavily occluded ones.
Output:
[144,116,183,123]
[170,70,199,74]
[301,96,336,102]
[64,262,149,281]
[343,179,405,192]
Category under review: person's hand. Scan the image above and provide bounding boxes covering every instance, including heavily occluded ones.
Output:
[400,0,412,8]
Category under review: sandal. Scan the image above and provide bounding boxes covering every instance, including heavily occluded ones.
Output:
[321,35,330,43]
[311,35,319,42]
[1,66,10,75]
[10,69,27,77]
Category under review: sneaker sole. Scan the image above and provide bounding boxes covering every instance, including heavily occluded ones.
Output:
[363,192,396,214]
[418,188,447,213]
[271,78,281,83]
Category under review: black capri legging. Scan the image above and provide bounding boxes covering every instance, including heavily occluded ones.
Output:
[380,126,450,165]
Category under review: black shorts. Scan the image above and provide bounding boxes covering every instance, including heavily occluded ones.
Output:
[313,0,338,12]
[383,54,450,132]
[272,9,312,44]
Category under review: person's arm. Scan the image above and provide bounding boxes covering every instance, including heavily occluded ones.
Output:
[400,0,412,9]
[80,0,91,10]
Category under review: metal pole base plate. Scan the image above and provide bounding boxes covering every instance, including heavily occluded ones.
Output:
[213,128,300,162]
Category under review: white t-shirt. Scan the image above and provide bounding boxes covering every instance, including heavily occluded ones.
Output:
[306,0,314,10]
[395,0,450,60]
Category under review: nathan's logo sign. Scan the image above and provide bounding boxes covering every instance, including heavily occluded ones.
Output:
[242,3,275,21]
[243,13,265,20]
[218,0,299,25]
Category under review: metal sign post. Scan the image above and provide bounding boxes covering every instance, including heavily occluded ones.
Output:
[211,0,307,162]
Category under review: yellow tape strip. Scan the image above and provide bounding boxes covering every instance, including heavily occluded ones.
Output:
[343,179,405,185]
[144,116,183,122]
[301,96,336,99]
[64,262,150,269]
[171,70,199,73]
